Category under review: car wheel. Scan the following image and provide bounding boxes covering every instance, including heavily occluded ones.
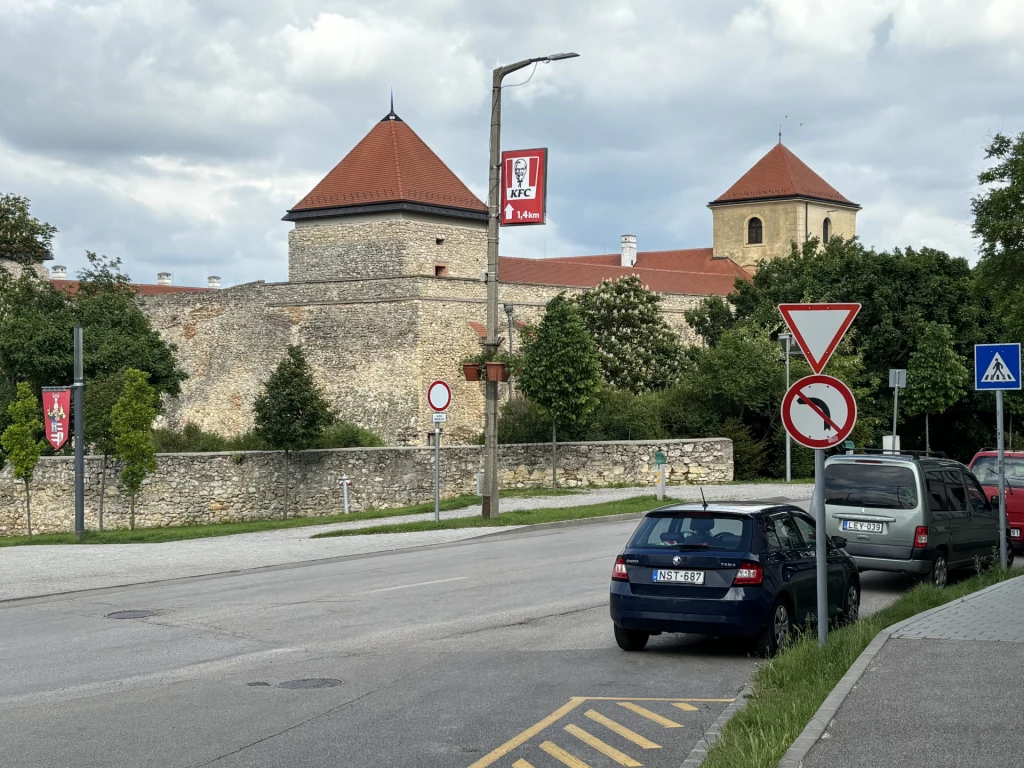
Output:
[613,624,649,652]
[1007,544,1015,569]
[756,599,791,658]
[928,553,948,589]
[842,580,860,625]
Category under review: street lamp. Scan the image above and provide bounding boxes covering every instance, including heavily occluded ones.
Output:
[482,52,579,520]
[503,303,515,402]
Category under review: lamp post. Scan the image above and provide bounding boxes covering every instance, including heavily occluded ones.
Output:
[503,302,515,402]
[482,52,579,520]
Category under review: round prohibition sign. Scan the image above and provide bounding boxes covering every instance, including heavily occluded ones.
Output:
[781,374,857,450]
[427,380,452,412]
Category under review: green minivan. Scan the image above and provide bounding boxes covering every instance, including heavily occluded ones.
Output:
[824,453,1013,587]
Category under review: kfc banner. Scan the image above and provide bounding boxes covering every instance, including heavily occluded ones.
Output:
[500,148,547,226]
[42,387,71,451]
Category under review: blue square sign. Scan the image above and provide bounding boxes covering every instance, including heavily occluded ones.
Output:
[975,343,1022,391]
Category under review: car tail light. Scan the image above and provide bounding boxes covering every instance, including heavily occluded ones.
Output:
[612,556,629,581]
[733,562,763,586]
[914,526,929,548]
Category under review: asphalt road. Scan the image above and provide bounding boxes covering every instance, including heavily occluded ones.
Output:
[1,517,918,768]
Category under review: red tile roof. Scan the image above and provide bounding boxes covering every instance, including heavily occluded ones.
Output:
[713,144,856,206]
[51,279,212,296]
[500,249,750,297]
[289,112,487,215]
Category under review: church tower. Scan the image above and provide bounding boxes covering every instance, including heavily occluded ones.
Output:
[708,143,860,271]
[283,106,487,282]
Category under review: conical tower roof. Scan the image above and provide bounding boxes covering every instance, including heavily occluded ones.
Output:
[711,144,857,207]
[284,108,487,222]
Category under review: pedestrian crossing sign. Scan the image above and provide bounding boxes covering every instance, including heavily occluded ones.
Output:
[975,343,1022,391]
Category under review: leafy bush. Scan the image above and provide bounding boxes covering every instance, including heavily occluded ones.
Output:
[153,423,228,453]
[498,396,552,444]
[153,419,383,453]
[721,417,766,480]
[314,421,385,449]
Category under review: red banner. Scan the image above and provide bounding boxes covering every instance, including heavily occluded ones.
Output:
[42,387,70,451]
[500,148,547,226]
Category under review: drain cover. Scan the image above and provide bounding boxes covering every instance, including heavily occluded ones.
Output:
[106,610,157,619]
[247,682,271,687]
[277,678,344,689]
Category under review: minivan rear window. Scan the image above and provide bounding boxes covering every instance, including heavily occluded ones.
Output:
[631,514,751,551]
[825,464,919,509]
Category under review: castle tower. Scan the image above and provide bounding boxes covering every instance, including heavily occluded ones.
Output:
[708,143,860,271]
[283,106,488,282]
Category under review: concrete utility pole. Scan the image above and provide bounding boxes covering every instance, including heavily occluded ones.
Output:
[482,52,578,520]
[73,326,85,540]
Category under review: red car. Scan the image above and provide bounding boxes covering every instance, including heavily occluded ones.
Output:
[969,450,1024,552]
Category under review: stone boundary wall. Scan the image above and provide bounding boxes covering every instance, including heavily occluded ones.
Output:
[0,438,731,536]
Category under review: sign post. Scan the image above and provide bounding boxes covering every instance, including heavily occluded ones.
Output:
[779,303,860,647]
[888,368,906,454]
[72,327,85,541]
[975,343,1021,568]
[427,381,452,523]
[654,450,667,501]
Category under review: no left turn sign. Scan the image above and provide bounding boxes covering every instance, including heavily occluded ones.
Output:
[781,374,857,450]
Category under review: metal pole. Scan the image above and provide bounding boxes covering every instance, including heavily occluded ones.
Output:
[434,424,441,523]
[341,476,349,515]
[891,384,899,453]
[73,326,85,540]
[998,390,1007,568]
[785,335,792,483]
[657,465,665,501]
[813,448,827,646]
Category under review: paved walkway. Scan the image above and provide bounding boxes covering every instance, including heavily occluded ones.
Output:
[0,482,811,602]
[804,575,1024,768]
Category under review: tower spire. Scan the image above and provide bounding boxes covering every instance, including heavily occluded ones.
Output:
[778,124,782,144]
[381,90,403,122]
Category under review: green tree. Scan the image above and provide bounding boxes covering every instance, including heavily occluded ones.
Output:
[904,323,970,452]
[519,295,601,488]
[111,369,158,530]
[1,382,45,534]
[253,346,333,517]
[84,370,126,530]
[683,295,737,347]
[0,193,56,266]
[574,275,684,392]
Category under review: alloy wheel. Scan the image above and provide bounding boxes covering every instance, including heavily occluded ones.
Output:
[773,603,790,648]
[932,556,948,589]
[846,583,860,623]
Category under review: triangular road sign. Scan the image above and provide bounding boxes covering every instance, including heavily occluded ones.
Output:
[779,303,861,374]
[981,352,1017,384]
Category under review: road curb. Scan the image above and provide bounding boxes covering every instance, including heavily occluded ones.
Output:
[681,683,754,767]
[475,511,648,537]
[776,576,1020,767]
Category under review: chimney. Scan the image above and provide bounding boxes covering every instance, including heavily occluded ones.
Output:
[207,276,222,289]
[50,265,67,280]
[157,272,172,286]
[620,234,637,267]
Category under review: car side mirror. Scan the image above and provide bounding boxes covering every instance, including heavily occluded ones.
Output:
[832,536,848,549]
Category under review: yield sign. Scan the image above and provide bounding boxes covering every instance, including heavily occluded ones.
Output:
[781,374,857,450]
[779,303,861,374]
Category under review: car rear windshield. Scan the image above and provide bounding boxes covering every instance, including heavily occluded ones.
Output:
[631,514,751,551]
[972,456,1024,488]
[825,463,919,509]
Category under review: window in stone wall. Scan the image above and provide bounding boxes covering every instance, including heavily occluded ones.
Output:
[747,217,763,245]
[823,217,831,244]
[434,264,448,277]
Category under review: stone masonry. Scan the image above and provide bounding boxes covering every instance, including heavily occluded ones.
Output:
[0,438,731,535]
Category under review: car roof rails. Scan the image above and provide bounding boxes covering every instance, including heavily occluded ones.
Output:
[851,447,949,459]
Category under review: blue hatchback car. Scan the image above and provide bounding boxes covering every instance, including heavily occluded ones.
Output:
[610,502,861,656]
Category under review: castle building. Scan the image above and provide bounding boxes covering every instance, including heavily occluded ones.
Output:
[39,110,859,446]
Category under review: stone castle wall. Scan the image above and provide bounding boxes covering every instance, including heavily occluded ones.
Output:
[0,438,732,535]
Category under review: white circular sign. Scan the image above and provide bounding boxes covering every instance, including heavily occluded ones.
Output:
[427,380,452,412]
[781,374,857,450]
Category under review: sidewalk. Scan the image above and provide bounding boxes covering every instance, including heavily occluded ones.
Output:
[802,575,1024,768]
[0,482,811,602]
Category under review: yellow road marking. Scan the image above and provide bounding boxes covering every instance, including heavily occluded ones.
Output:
[673,702,700,712]
[512,761,535,768]
[540,741,591,768]
[467,698,587,768]
[585,710,661,749]
[564,724,642,767]
[617,702,684,728]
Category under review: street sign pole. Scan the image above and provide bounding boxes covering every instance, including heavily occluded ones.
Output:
[998,389,1007,568]
[434,422,441,523]
[813,448,827,647]
[73,326,85,541]
[784,335,792,483]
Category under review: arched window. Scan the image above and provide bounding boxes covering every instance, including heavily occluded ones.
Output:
[747,217,763,245]
[823,217,832,244]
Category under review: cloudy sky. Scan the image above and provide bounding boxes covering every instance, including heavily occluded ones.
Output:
[2,0,1023,287]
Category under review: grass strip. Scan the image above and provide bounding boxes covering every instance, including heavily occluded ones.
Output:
[0,487,577,547]
[312,495,660,538]
[701,566,1019,768]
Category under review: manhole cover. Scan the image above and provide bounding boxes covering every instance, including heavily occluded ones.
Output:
[277,678,344,690]
[106,610,157,619]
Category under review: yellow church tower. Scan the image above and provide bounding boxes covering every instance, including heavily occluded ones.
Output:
[708,143,860,271]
